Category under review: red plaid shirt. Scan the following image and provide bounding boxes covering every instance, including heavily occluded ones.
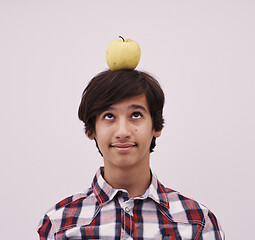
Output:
[38,167,224,239]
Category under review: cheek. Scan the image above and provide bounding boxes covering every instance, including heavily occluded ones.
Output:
[95,126,113,144]
[134,126,153,138]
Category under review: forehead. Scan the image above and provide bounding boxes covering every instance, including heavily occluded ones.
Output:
[107,95,149,111]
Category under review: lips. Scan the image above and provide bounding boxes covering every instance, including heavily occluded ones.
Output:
[110,143,137,152]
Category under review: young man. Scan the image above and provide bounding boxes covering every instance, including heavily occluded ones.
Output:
[38,69,225,239]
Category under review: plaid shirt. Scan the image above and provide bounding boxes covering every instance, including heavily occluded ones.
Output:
[38,167,224,239]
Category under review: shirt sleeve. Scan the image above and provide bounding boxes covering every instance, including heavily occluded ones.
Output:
[199,210,225,240]
[37,214,54,240]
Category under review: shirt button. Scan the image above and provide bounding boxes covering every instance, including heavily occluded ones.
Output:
[125,207,130,212]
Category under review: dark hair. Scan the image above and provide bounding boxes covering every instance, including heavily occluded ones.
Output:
[78,69,165,153]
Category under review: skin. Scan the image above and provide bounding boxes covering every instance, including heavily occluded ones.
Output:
[89,95,161,198]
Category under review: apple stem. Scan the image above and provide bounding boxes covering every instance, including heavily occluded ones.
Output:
[119,36,125,42]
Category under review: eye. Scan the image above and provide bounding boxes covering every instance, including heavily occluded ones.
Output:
[103,113,115,120]
[131,112,143,119]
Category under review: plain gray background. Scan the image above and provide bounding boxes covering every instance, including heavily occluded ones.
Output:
[1,1,254,239]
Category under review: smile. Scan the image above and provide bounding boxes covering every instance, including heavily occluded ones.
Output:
[110,143,137,152]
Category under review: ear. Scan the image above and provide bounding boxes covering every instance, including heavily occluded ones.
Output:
[86,131,95,140]
[153,130,162,138]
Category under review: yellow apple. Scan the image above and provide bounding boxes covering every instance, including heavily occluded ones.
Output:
[106,36,141,71]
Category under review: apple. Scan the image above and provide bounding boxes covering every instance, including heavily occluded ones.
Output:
[106,36,141,71]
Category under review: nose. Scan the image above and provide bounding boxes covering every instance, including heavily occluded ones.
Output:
[114,117,131,141]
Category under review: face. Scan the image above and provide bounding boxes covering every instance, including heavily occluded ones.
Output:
[89,95,161,170]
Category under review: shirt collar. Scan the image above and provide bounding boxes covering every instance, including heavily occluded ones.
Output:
[91,167,170,209]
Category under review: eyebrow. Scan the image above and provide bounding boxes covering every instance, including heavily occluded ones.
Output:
[104,104,147,112]
[129,104,147,112]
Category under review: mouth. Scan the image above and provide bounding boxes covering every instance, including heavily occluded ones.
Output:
[110,143,137,153]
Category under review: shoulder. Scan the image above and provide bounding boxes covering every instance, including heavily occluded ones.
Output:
[46,187,94,218]
[165,188,214,225]
[164,188,225,238]
[37,187,97,237]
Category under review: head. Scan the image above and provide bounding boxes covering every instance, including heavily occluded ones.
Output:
[78,69,165,153]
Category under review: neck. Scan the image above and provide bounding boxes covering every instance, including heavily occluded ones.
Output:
[103,164,151,198]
